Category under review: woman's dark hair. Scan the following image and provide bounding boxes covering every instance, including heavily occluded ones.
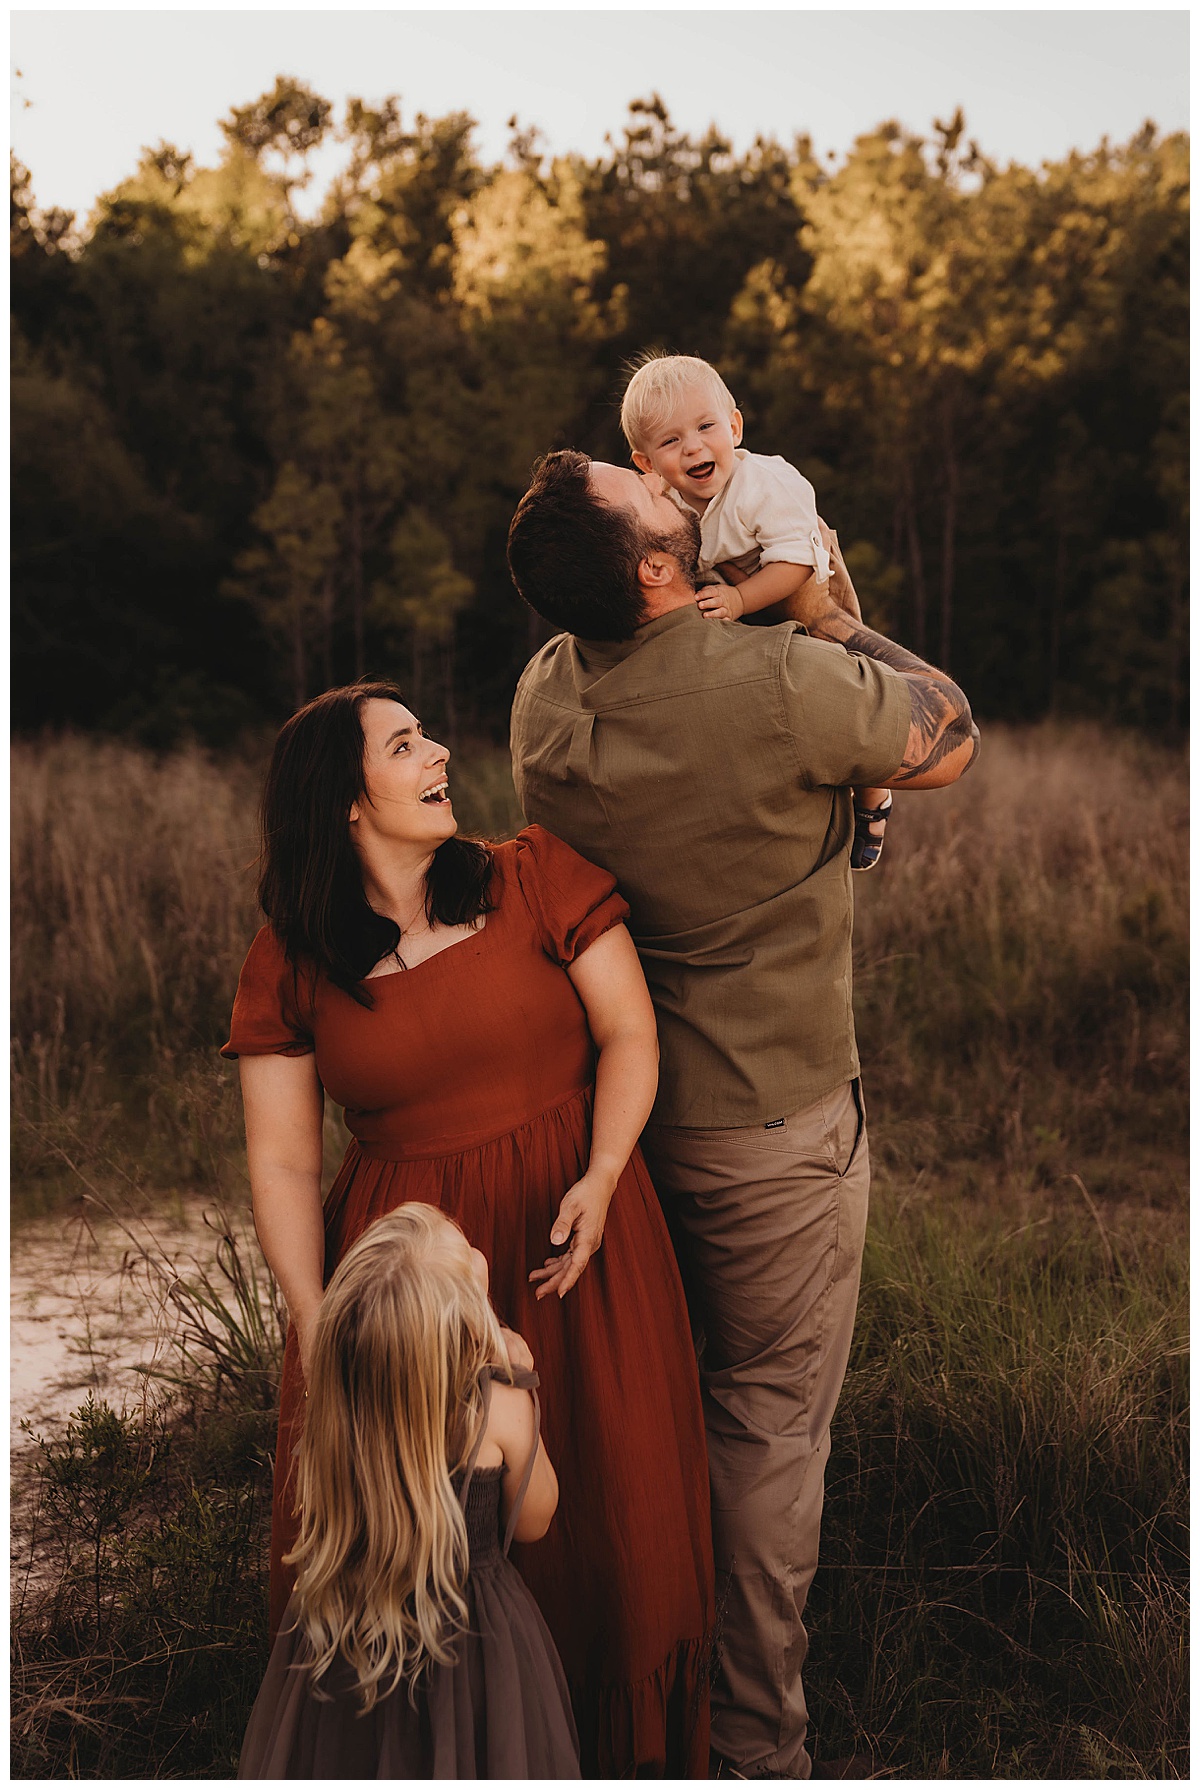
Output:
[506,449,649,641]
[258,680,494,1006]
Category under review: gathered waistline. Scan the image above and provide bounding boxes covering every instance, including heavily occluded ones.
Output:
[348,1084,593,1164]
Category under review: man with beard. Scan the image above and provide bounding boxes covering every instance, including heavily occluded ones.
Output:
[506,451,978,1780]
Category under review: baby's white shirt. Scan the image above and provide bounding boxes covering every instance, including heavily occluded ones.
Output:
[669,448,830,586]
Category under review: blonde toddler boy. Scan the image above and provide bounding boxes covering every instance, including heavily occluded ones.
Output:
[621,352,892,871]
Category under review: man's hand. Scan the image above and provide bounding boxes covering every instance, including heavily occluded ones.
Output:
[782,524,862,629]
[529,1169,615,1300]
[823,525,864,623]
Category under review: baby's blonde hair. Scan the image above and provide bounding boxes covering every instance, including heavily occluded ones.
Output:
[620,350,737,453]
[286,1204,509,1709]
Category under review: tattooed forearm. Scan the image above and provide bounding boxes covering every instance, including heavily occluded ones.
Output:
[836,622,929,679]
[901,670,950,742]
[893,712,980,783]
[807,605,977,785]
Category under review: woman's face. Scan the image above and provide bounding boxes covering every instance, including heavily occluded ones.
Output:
[350,698,457,853]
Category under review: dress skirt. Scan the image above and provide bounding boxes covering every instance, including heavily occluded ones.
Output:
[241,1468,582,1779]
[270,1094,713,1775]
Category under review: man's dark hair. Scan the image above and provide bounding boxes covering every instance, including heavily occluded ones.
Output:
[258,680,494,1006]
[507,450,649,641]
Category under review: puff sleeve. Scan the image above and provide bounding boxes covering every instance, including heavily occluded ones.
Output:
[512,826,630,967]
[220,925,316,1060]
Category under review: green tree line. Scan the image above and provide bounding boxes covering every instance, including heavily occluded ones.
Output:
[11,83,1188,742]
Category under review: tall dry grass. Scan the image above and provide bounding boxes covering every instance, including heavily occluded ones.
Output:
[10,733,524,1202]
[12,722,1185,1213]
[854,723,1187,1207]
[10,722,1188,1775]
[11,736,262,1192]
[809,1197,1188,1775]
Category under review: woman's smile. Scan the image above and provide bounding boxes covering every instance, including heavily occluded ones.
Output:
[351,698,458,847]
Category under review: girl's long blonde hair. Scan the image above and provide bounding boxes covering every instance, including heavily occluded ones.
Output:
[286,1204,509,1709]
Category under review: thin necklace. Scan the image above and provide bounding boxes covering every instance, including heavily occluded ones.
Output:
[388,903,435,965]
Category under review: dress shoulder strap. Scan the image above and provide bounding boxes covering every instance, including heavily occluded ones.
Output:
[498,1365,542,1556]
[456,1363,542,1542]
[456,1372,494,1512]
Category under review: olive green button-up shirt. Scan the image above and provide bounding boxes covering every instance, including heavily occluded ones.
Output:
[510,605,910,1128]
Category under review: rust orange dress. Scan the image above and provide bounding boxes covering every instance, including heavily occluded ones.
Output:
[222,827,713,1777]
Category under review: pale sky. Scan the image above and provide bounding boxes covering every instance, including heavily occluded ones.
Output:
[10,8,1190,228]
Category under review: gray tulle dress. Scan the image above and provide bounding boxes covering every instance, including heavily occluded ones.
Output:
[238,1373,580,1779]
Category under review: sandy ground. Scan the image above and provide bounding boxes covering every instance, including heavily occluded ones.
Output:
[10,1199,231,1451]
[11,1197,266,1600]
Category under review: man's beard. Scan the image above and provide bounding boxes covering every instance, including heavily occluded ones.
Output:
[643,510,702,592]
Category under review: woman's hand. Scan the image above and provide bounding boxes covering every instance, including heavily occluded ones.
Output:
[529,1169,616,1300]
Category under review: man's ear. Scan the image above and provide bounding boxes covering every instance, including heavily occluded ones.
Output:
[631,450,655,476]
[637,548,676,591]
[730,409,744,448]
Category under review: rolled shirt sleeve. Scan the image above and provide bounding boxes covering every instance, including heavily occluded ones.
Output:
[726,455,831,583]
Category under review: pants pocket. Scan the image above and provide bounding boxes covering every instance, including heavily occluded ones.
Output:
[822,1078,865,1179]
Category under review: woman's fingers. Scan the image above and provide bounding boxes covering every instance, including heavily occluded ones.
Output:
[530,1247,586,1284]
[528,1256,566,1285]
[553,1250,588,1297]
[528,1229,599,1299]
[549,1208,573,1249]
[550,1187,587,1248]
[529,1255,573,1300]
[536,1179,609,1298]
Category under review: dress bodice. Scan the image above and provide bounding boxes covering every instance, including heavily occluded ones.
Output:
[458,1466,506,1569]
[223,830,628,1160]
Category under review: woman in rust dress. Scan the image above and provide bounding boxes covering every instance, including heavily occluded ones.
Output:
[223,680,713,1777]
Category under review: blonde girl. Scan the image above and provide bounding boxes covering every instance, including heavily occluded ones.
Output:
[238,1204,580,1779]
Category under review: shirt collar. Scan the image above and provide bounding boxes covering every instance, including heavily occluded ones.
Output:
[570,603,700,672]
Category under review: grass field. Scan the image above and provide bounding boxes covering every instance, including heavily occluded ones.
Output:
[10,723,1188,1777]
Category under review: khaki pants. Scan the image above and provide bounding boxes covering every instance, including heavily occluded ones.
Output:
[642,1080,870,1779]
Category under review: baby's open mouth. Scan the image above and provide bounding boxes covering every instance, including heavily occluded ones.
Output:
[687,460,716,481]
[419,781,450,805]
